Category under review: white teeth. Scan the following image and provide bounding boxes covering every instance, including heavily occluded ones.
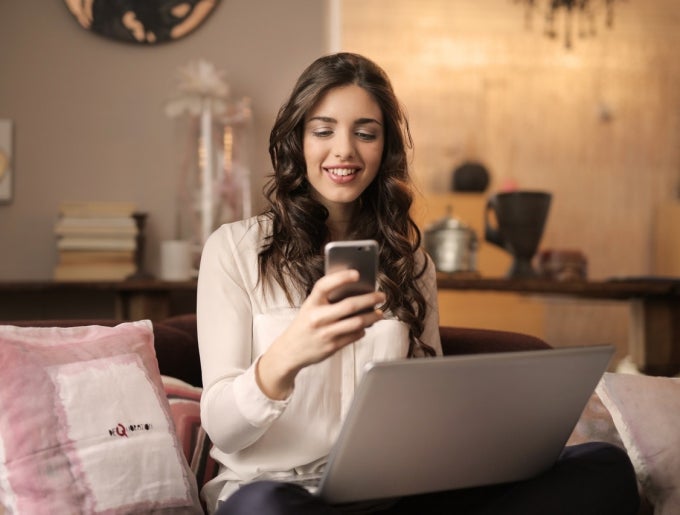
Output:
[327,168,357,177]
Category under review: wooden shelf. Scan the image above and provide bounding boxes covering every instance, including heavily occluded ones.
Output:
[0,279,197,322]
[436,275,680,300]
[436,275,680,376]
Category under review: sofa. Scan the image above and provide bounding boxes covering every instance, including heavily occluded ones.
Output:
[1,315,554,390]
[0,315,662,514]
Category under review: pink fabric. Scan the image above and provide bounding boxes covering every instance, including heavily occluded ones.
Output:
[163,376,203,462]
[161,376,219,497]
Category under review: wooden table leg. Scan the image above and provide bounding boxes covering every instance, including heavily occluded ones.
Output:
[629,298,680,376]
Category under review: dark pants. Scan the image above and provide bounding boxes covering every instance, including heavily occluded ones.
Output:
[215,442,640,515]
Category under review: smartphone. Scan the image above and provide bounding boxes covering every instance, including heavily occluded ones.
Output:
[324,240,378,308]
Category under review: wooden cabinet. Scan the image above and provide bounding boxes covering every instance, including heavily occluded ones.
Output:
[654,202,680,276]
[0,280,197,322]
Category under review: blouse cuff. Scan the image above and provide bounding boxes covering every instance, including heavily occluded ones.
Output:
[232,356,290,428]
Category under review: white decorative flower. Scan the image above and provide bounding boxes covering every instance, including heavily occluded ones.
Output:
[176,59,229,97]
[165,59,230,118]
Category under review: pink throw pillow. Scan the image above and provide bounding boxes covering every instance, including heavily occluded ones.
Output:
[0,320,202,514]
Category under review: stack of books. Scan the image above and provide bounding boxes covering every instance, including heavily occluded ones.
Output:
[53,201,139,281]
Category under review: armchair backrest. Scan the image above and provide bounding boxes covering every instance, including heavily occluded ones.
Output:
[439,326,551,356]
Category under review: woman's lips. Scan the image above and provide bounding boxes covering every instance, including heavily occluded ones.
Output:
[325,166,361,184]
[326,167,358,177]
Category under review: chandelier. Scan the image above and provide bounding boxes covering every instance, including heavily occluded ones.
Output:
[517,0,624,49]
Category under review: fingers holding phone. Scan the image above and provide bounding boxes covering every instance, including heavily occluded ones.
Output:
[257,242,383,398]
[324,240,381,318]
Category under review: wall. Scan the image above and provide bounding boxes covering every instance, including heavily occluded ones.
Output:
[340,0,680,361]
[0,0,330,280]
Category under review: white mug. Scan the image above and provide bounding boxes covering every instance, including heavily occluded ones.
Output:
[160,240,193,281]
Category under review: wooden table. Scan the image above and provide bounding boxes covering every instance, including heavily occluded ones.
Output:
[3,276,679,376]
[0,279,197,322]
[437,275,680,376]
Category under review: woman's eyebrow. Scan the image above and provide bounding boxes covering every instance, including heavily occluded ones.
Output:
[306,116,382,126]
[355,117,383,126]
[307,116,336,123]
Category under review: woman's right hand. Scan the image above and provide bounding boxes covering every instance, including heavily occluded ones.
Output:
[256,269,385,400]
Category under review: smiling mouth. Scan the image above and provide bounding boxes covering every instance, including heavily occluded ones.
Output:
[326,167,360,177]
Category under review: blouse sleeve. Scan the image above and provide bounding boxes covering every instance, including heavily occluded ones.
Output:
[197,224,289,454]
[417,251,442,357]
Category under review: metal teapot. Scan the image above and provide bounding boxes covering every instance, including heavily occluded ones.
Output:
[424,206,478,273]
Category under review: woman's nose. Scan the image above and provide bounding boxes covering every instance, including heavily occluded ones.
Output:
[333,132,355,159]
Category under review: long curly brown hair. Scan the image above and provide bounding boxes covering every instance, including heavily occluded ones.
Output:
[259,52,433,357]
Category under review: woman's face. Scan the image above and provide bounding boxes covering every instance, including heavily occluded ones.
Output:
[303,84,384,212]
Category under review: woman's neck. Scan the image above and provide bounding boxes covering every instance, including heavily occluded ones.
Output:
[325,203,357,241]
[327,219,350,241]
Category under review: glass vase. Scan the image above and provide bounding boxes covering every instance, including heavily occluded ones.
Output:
[174,97,253,273]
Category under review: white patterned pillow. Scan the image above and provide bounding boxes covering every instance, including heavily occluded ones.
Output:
[0,320,202,514]
[566,390,623,449]
[597,372,680,515]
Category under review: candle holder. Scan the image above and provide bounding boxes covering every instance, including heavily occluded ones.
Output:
[126,212,154,280]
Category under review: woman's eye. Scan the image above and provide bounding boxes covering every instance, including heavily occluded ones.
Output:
[356,131,377,141]
[312,129,333,138]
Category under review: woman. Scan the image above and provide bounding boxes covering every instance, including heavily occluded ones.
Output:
[197,52,638,514]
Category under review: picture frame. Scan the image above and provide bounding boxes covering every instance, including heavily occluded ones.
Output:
[0,119,12,204]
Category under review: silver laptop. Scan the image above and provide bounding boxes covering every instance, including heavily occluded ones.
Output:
[314,345,614,504]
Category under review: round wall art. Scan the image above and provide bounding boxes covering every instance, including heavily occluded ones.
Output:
[63,0,220,45]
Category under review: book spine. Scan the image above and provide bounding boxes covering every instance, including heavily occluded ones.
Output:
[53,263,136,281]
[58,201,137,218]
[57,250,135,265]
[56,237,137,251]
[55,226,138,238]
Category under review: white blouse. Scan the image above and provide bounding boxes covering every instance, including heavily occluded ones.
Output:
[196,216,441,512]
